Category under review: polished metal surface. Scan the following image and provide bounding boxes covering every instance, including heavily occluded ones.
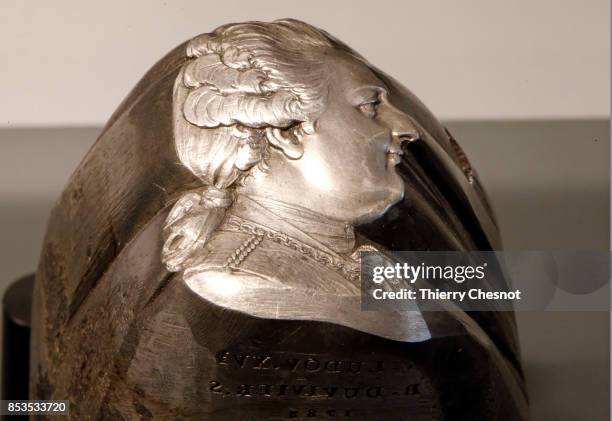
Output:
[30,19,527,420]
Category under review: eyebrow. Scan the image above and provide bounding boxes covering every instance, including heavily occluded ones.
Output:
[352,85,388,101]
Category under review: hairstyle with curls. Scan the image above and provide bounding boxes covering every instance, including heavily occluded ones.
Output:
[163,19,349,271]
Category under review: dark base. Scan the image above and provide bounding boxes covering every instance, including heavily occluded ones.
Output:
[2,274,34,403]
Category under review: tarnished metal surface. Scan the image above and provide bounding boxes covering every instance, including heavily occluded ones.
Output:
[30,19,527,420]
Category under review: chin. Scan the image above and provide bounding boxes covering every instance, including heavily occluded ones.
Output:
[381,174,405,210]
[352,181,404,226]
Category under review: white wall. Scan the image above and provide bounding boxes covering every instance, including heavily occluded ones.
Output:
[0,0,609,127]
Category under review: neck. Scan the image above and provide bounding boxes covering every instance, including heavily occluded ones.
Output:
[229,194,355,255]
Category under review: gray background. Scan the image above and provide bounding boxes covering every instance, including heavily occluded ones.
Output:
[0,120,608,420]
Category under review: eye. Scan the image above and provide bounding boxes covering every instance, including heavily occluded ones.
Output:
[358,98,380,118]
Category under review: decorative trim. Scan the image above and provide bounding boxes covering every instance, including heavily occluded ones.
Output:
[224,233,264,269]
[225,215,361,281]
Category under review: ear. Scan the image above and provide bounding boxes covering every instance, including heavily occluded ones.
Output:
[265,127,304,159]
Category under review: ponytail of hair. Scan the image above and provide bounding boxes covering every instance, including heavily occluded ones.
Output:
[162,187,234,272]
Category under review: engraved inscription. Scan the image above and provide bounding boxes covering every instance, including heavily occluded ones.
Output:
[289,408,354,418]
[208,349,438,419]
[215,350,389,374]
[209,380,421,399]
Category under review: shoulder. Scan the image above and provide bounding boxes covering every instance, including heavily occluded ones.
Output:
[182,225,358,294]
[176,227,432,343]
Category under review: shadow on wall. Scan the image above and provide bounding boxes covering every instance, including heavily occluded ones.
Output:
[447,119,609,250]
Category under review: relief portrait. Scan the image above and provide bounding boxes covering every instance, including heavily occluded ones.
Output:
[30,19,526,420]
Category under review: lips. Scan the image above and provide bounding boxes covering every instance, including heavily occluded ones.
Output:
[387,148,403,165]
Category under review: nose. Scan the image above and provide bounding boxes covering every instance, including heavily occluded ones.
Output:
[393,126,420,144]
[379,102,421,150]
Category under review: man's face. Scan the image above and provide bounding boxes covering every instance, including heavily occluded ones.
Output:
[293,52,420,225]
